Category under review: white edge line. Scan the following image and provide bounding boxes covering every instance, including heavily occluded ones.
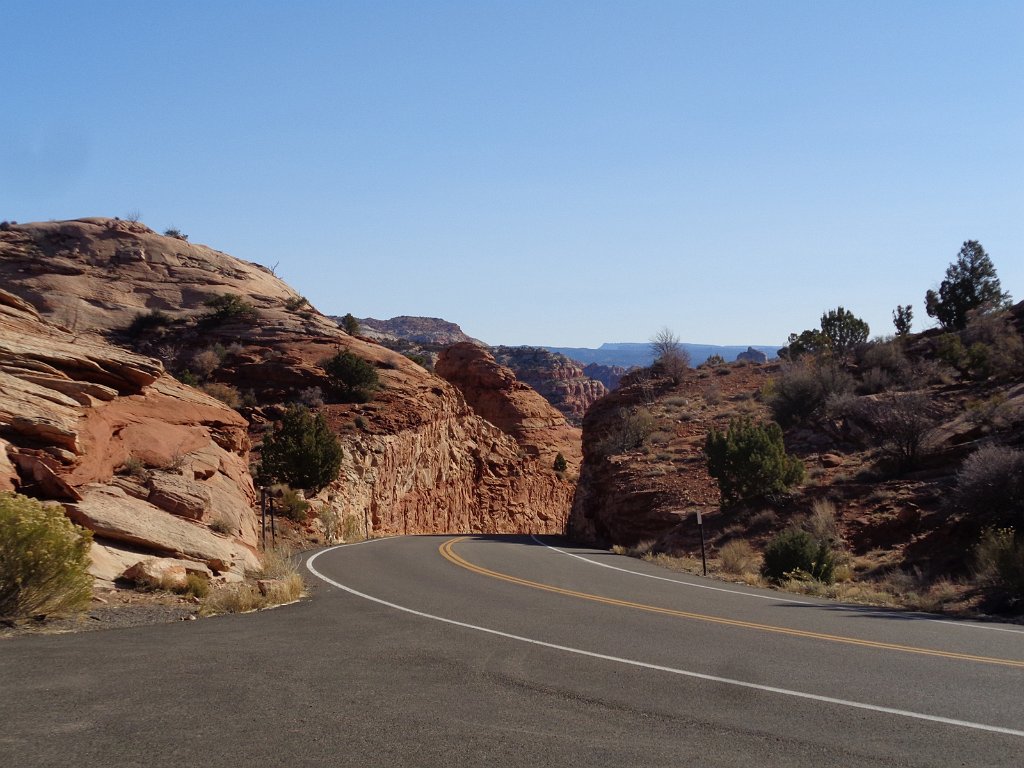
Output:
[531,536,1024,635]
[306,543,1024,739]
[528,535,815,605]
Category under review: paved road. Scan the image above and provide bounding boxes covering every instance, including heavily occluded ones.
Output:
[2,535,1023,767]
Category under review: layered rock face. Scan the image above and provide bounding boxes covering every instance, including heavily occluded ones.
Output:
[491,346,607,424]
[355,316,483,346]
[582,362,627,391]
[1,219,574,540]
[435,343,582,472]
[0,288,259,582]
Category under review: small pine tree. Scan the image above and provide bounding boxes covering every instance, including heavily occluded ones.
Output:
[925,241,1010,330]
[321,351,380,402]
[341,313,360,336]
[704,417,805,504]
[553,452,568,472]
[819,306,869,359]
[258,405,343,492]
[892,304,913,336]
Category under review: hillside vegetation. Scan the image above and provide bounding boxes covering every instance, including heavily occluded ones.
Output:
[571,243,1023,615]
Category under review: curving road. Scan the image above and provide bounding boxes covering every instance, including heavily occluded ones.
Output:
[2,535,1023,767]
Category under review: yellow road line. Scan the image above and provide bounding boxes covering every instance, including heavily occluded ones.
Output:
[439,537,1024,670]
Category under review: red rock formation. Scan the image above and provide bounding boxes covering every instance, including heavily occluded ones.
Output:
[491,346,607,424]
[435,343,583,473]
[355,315,483,346]
[0,288,259,582]
[1,218,574,540]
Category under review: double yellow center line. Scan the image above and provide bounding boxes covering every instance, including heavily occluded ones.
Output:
[439,537,1024,669]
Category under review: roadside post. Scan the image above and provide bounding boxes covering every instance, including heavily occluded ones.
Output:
[697,510,707,576]
[260,486,267,548]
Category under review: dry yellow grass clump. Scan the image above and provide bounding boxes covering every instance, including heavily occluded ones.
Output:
[200,547,305,616]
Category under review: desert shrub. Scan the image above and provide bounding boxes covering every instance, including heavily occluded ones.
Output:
[0,493,94,620]
[182,573,210,598]
[802,499,841,546]
[204,293,258,324]
[704,417,804,504]
[208,516,233,535]
[284,295,309,311]
[650,327,690,384]
[819,306,870,360]
[120,456,148,479]
[593,407,656,457]
[859,393,937,471]
[273,486,310,522]
[190,349,221,378]
[935,333,966,371]
[719,540,759,575]
[762,528,836,584]
[961,312,1024,380]
[766,360,853,426]
[553,452,568,472]
[258,405,343,492]
[176,369,199,387]
[164,227,188,241]
[297,386,325,408]
[952,446,1024,527]
[126,309,172,337]
[199,382,241,408]
[703,382,722,405]
[857,342,912,391]
[404,352,430,368]
[974,528,1024,602]
[321,351,380,402]
[857,367,894,395]
[704,354,726,367]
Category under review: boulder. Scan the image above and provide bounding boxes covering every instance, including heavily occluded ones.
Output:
[737,347,769,364]
[68,485,259,574]
[122,557,213,590]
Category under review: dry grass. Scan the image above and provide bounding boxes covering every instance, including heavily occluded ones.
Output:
[199,547,305,616]
[719,540,760,575]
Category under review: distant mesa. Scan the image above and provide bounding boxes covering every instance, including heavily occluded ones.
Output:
[544,342,780,368]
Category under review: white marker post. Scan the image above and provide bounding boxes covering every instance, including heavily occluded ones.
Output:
[696,510,707,576]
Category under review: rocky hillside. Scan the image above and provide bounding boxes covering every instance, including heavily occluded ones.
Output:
[354,315,483,346]
[436,344,582,472]
[490,346,607,424]
[342,314,609,423]
[570,310,1024,609]
[0,287,259,585]
[0,218,577,542]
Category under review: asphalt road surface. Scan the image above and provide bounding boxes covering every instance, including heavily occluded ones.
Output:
[2,535,1023,767]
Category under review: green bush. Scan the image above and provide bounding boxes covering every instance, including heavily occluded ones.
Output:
[321,351,380,402]
[203,293,258,324]
[704,417,804,504]
[762,528,836,584]
[0,493,94,619]
[974,527,1024,602]
[553,452,568,472]
[126,309,172,337]
[258,405,343,492]
[273,486,311,522]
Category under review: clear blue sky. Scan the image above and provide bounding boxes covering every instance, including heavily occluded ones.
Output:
[3,1,1021,347]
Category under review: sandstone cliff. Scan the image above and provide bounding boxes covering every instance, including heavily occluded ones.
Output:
[436,343,582,473]
[0,218,575,541]
[0,287,259,583]
[491,346,607,424]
